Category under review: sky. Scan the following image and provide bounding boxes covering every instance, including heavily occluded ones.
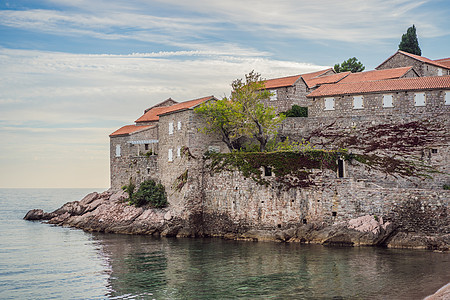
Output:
[0,0,449,188]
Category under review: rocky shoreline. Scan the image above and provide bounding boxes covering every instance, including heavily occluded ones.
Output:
[24,190,449,251]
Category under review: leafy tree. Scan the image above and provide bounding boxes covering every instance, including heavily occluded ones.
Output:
[194,98,244,152]
[228,71,285,152]
[334,57,365,73]
[124,179,168,208]
[195,71,284,152]
[398,24,421,56]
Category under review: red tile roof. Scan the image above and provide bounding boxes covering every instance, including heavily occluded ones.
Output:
[305,72,350,88]
[110,125,153,137]
[263,74,301,89]
[262,68,334,89]
[434,58,450,68]
[307,76,450,98]
[135,95,215,123]
[338,67,414,84]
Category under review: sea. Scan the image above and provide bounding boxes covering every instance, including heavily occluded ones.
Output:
[0,188,448,300]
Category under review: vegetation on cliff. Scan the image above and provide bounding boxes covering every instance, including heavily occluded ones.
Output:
[122,179,168,208]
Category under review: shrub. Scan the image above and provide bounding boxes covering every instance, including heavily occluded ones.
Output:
[121,179,136,200]
[129,179,168,208]
[444,184,450,190]
[283,105,308,117]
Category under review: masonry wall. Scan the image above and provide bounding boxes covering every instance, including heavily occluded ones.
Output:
[376,52,450,76]
[308,89,450,118]
[263,79,309,113]
[201,169,449,235]
[110,126,159,190]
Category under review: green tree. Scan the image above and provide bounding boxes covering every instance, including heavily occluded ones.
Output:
[398,24,421,56]
[334,57,365,73]
[228,71,285,152]
[194,98,245,152]
[195,71,284,152]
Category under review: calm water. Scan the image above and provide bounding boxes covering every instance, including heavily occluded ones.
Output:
[0,189,448,299]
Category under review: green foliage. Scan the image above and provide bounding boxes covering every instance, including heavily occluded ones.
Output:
[283,105,308,117]
[444,184,450,190]
[121,179,136,200]
[205,149,347,189]
[144,151,153,157]
[127,179,168,208]
[334,57,365,73]
[194,98,245,151]
[398,25,421,56]
[195,71,285,152]
[173,170,188,192]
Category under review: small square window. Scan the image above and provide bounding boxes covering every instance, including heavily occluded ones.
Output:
[383,94,393,108]
[414,93,426,106]
[270,90,277,101]
[353,95,363,109]
[431,149,438,154]
[324,97,335,110]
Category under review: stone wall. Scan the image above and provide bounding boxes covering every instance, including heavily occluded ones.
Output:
[110,126,159,189]
[308,89,450,118]
[376,52,450,77]
[200,168,449,235]
[263,79,309,113]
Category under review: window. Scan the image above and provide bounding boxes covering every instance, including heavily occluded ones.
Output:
[115,145,121,157]
[438,68,443,76]
[144,144,149,150]
[431,149,438,154]
[177,147,181,157]
[353,95,363,109]
[264,166,272,176]
[382,94,393,108]
[324,97,335,110]
[338,159,345,178]
[168,148,173,162]
[269,90,277,101]
[414,92,425,106]
[445,91,450,105]
[177,121,182,130]
[169,122,174,134]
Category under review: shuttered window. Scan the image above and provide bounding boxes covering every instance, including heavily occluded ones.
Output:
[414,93,426,106]
[168,149,173,162]
[353,95,363,109]
[324,97,335,110]
[383,94,393,108]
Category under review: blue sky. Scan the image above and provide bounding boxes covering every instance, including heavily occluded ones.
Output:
[0,0,449,188]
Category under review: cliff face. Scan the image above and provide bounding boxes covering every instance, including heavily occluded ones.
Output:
[24,189,449,251]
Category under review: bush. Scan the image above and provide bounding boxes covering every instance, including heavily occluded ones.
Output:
[444,184,450,190]
[283,105,308,117]
[128,179,168,208]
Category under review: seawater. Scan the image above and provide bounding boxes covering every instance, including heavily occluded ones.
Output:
[0,189,448,299]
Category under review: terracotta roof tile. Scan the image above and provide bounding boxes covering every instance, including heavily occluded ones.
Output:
[136,95,215,123]
[307,76,450,98]
[263,75,301,89]
[338,67,414,84]
[397,51,450,69]
[305,72,350,88]
[434,58,450,68]
[110,125,153,137]
[263,68,334,89]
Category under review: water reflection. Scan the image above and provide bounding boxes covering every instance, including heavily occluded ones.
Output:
[93,234,449,299]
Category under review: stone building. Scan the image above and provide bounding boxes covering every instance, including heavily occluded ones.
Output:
[109,51,449,235]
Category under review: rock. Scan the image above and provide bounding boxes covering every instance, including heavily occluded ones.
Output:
[23,209,55,220]
[164,211,173,221]
[109,190,128,203]
[79,192,99,206]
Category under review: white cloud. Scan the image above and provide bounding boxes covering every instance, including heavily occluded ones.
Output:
[0,48,329,187]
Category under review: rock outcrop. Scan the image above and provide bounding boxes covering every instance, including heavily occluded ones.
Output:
[24,190,449,251]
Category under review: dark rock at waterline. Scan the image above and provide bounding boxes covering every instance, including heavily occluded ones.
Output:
[23,190,448,251]
[24,209,56,221]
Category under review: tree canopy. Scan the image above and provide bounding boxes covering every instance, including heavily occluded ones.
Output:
[398,24,421,56]
[334,57,365,73]
[195,71,284,152]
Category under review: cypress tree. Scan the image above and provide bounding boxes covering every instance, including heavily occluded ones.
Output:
[398,25,421,56]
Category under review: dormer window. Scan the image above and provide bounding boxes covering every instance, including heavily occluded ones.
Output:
[414,92,426,106]
[270,90,277,101]
[353,95,364,109]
